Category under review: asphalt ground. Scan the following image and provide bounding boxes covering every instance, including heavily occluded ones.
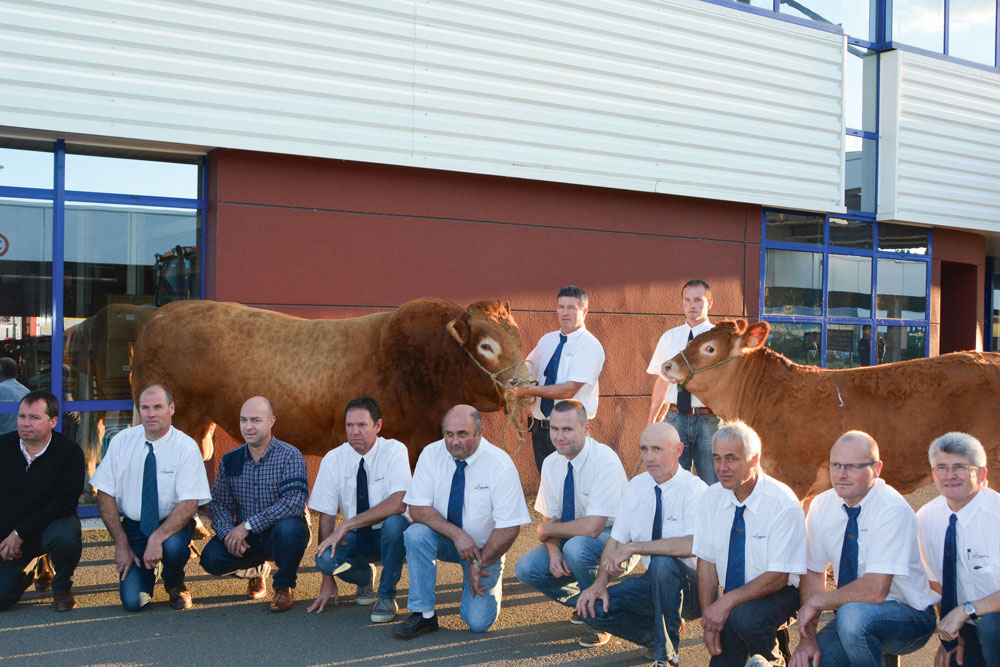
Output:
[0,488,942,667]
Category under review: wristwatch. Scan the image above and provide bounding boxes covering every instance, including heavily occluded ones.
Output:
[244,521,252,532]
[963,601,979,623]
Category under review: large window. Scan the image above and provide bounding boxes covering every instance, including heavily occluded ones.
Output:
[0,140,204,511]
[761,211,931,368]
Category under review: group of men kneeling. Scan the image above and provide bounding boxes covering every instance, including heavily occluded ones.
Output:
[2,385,998,667]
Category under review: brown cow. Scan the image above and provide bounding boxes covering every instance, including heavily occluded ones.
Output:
[130,298,526,466]
[661,319,1000,500]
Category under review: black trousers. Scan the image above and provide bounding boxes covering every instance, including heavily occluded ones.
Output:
[530,420,555,472]
[0,516,82,610]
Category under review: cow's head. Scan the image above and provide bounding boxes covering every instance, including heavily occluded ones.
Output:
[661,319,770,392]
[446,300,526,391]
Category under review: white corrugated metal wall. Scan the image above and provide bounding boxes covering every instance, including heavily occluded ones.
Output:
[879,50,1000,234]
[0,0,845,212]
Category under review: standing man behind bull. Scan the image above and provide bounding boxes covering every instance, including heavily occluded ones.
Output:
[199,396,310,612]
[509,285,605,472]
[790,431,938,667]
[395,405,530,638]
[91,384,211,611]
[694,420,806,666]
[646,279,718,484]
[515,399,630,629]
[0,391,85,612]
[307,397,411,624]
[917,432,1000,667]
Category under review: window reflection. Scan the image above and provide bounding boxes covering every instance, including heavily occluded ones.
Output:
[949,0,997,66]
[845,47,878,133]
[992,286,1000,351]
[0,148,53,189]
[877,325,926,363]
[765,249,823,316]
[829,218,873,249]
[65,154,199,199]
[828,254,872,317]
[891,0,944,52]
[826,323,870,368]
[878,223,929,254]
[767,322,822,366]
[76,409,134,502]
[845,136,876,213]
[765,211,824,245]
[877,258,927,319]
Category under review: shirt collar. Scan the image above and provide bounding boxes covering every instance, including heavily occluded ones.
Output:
[361,437,382,466]
[655,466,685,492]
[687,320,712,336]
[20,435,53,466]
[956,486,988,524]
[145,426,173,450]
[562,326,588,342]
[252,436,278,464]
[564,437,593,468]
[852,477,885,511]
[459,438,487,468]
[726,471,766,512]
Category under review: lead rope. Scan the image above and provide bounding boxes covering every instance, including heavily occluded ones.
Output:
[458,347,535,455]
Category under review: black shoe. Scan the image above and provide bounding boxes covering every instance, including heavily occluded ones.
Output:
[393,612,439,639]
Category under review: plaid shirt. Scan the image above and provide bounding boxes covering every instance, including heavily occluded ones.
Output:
[209,437,308,537]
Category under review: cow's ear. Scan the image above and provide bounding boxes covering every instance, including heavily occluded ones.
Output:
[741,321,770,350]
[446,318,469,345]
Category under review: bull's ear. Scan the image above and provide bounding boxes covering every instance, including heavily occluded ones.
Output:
[446,318,469,345]
[742,321,770,350]
[733,319,748,335]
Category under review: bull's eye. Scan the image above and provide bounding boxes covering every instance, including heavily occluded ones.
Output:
[480,343,493,352]
[705,345,715,354]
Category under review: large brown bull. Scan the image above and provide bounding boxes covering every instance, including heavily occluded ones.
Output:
[662,319,1000,499]
[131,298,525,466]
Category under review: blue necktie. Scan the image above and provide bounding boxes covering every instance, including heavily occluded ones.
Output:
[447,459,468,528]
[140,441,159,537]
[838,504,862,587]
[356,458,376,555]
[724,505,746,593]
[652,486,663,541]
[676,329,694,413]
[540,334,568,417]
[941,513,959,651]
[561,461,575,523]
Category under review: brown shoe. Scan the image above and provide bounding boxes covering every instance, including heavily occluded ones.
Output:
[166,584,193,610]
[270,587,293,613]
[51,589,75,612]
[246,562,269,600]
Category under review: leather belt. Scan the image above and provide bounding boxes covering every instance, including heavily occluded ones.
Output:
[668,404,713,416]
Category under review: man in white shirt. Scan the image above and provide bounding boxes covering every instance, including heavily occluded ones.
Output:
[576,422,708,667]
[693,420,806,667]
[307,397,411,624]
[917,432,1000,667]
[508,285,605,472]
[791,431,938,667]
[646,279,718,484]
[395,404,530,638]
[90,384,211,612]
[514,400,628,624]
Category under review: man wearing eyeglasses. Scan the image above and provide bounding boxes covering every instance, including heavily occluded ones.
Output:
[917,432,1000,667]
[790,431,938,667]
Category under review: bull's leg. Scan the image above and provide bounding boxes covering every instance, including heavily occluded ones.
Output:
[801,465,834,510]
[193,422,216,461]
[34,555,54,591]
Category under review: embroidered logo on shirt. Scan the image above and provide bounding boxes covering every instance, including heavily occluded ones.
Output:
[665,515,679,522]
[474,484,490,491]
[752,533,767,540]
[373,476,385,483]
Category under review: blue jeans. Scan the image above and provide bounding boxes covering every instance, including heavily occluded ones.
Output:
[584,556,700,663]
[200,517,309,590]
[950,612,1000,667]
[515,526,613,607]
[713,584,799,667]
[316,514,407,600]
[403,522,505,632]
[664,409,719,484]
[0,517,82,610]
[119,517,195,612]
[815,600,936,666]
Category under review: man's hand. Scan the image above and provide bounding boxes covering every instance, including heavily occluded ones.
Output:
[143,536,164,570]
[452,531,481,564]
[600,541,632,577]
[703,629,723,656]
[701,594,735,633]
[315,524,349,560]
[935,638,964,667]
[548,550,572,578]
[536,519,557,542]
[575,583,609,619]
[938,605,969,642]
[0,531,23,561]
[224,522,251,557]
[797,598,822,639]
[790,636,821,667]
[307,574,340,613]
[469,562,491,597]
[114,541,142,581]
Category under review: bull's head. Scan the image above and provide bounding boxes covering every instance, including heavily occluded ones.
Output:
[661,319,770,391]
[445,300,526,396]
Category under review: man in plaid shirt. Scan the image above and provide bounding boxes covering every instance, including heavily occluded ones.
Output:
[199,396,309,612]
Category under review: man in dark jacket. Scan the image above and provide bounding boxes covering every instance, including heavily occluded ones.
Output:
[0,391,85,612]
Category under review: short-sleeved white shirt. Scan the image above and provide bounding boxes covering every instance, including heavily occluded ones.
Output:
[806,479,939,610]
[526,327,605,420]
[917,487,1000,604]
[404,437,530,549]
[535,437,627,527]
[612,468,708,569]
[308,437,411,529]
[646,321,713,407]
[693,473,807,588]
[90,425,211,522]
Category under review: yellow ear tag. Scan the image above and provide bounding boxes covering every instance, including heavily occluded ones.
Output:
[746,336,759,347]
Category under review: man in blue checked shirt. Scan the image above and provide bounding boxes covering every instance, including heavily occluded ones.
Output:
[199,396,309,612]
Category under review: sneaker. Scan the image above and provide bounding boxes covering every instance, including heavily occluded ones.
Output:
[246,562,270,599]
[393,612,439,640]
[51,589,75,612]
[356,565,377,605]
[165,584,193,610]
[579,630,611,647]
[370,597,398,623]
[570,611,585,625]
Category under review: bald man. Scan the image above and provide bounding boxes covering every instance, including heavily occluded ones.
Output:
[200,396,309,612]
[576,423,708,666]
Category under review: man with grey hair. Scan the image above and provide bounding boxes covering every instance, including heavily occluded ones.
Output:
[0,358,29,435]
[917,432,1000,667]
[790,430,937,667]
[693,420,806,666]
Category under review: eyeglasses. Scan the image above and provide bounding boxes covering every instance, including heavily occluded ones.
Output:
[828,461,876,472]
[932,464,978,476]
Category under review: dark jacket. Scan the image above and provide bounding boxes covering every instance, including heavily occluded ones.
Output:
[0,430,85,541]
